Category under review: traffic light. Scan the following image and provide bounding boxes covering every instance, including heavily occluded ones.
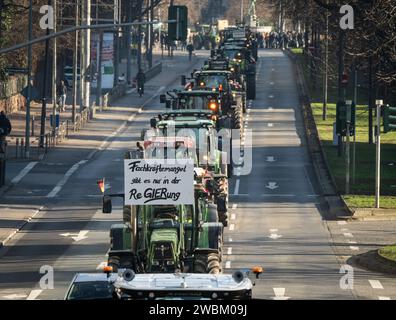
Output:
[168,6,188,41]
[336,101,347,136]
[383,105,396,133]
[336,101,356,136]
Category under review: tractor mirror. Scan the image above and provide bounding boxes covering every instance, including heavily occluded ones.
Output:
[103,195,112,214]
[251,266,263,279]
[160,94,167,103]
[181,75,187,86]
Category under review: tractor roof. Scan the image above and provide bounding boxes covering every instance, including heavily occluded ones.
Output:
[177,90,220,96]
[158,118,214,128]
[114,272,253,298]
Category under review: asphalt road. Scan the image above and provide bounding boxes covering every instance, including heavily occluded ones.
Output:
[0,49,395,300]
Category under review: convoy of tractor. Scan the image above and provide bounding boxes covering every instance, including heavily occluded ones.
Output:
[85,25,262,300]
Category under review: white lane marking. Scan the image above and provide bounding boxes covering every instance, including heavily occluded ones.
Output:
[225,261,231,269]
[272,288,290,300]
[229,238,233,242]
[378,296,391,300]
[26,289,43,300]
[343,233,354,238]
[232,203,237,209]
[229,224,235,231]
[234,179,240,195]
[266,182,279,190]
[338,221,347,225]
[266,156,276,162]
[268,107,274,110]
[269,94,275,99]
[227,247,232,255]
[96,261,108,270]
[2,293,27,299]
[349,246,360,251]
[11,162,38,184]
[369,280,384,289]
[268,123,273,127]
[231,213,236,220]
[47,160,88,198]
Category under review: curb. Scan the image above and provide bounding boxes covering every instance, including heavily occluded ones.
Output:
[348,249,396,275]
[285,49,351,220]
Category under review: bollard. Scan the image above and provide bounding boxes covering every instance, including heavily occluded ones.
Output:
[16,138,19,158]
[45,134,48,153]
[20,138,24,159]
[31,116,35,137]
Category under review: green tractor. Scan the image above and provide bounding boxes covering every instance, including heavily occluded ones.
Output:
[159,89,240,180]
[192,24,217,50]
[146,113,230,225]
[101,137,224,275]
[181,69,244,138]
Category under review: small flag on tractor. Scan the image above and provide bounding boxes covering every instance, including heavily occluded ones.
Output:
[97,178,105,193]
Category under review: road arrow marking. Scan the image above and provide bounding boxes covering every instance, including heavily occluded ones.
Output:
[3,293,28,300]
[60,230,89,242]
[266,182,279,190]
[266,156,276,162]
[268,233,282,240]
[271,288,290,300]
[369,280,383,289]
[26,289,42,300]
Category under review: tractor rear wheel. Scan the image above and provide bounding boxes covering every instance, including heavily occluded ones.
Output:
[193,253,221,274]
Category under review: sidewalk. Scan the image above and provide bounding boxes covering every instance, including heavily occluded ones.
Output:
[0,49,205,249]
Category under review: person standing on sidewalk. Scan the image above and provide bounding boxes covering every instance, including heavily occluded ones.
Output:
[187,43,194,61]
[57,80,67,112]
[0,111,11,153]
[136,69,146,97]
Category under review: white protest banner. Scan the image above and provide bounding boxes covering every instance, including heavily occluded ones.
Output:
[124,159,194,205]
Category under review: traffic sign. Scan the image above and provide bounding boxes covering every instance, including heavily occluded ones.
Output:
[168,6,188,41]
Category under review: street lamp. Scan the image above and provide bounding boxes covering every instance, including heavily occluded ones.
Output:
[375,99,383,209]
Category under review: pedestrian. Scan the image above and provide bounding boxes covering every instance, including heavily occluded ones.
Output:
[57,80,67,112]
[186,43,194,61]
[136,69,146,97]
[0,111,11,153]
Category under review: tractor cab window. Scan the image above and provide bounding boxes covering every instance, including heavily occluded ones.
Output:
[197,75,228,90]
